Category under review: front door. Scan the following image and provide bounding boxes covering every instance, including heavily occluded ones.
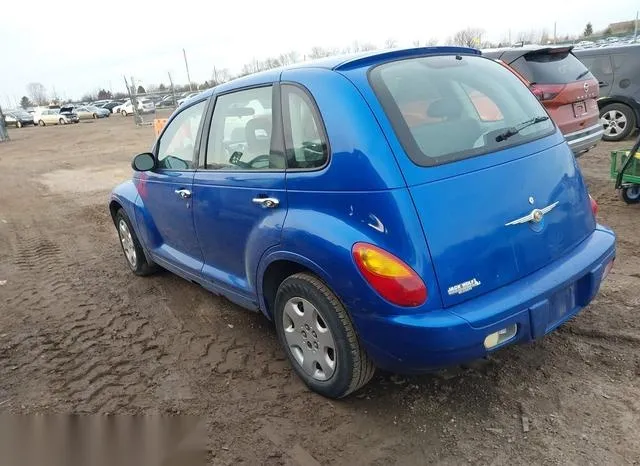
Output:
[192,85,287,305]
[138,99,208,276]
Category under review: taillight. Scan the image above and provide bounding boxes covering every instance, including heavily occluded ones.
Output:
[352,243,427,307]
[530,84,566,101]
[589,194,598,216]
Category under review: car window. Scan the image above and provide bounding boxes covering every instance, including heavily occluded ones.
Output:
[282,85,329,169]
[156,100,206,170]
[369,55,555,166]
[511,51,592,84]
[205,86,282,170]
[612,54,628,70]
[579,55,614,83]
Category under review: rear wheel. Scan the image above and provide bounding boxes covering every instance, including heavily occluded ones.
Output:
[93,113,97,119]
[114,209,157,276]
[601,103,636,141]
[274,273,375,398]
[38,120,45,126]
[59,118,65,125]
[16,121,22,128]
[621,185,640,204]
[121,110,128,117]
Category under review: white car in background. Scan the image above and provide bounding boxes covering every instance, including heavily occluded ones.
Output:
[115,98,156,116]
[32,109,71,126]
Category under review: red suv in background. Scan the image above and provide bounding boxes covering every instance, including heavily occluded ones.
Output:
[484,46,603,156]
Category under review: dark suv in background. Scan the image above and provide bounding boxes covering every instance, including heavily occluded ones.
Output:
[484,46,603,156]
[574,44,640,141]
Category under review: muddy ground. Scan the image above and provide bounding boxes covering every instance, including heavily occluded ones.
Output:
[0,116,638,465]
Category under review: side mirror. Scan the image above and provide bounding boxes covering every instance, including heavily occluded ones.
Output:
[131,152,156,171]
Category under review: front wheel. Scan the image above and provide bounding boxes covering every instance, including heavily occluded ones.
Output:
[114,209,157,276]
[16,121,23,128]
[121,110,128,117]
[93,113,97,119]
[38,120,45,126]
[274,273,375,398]
[621,185,640,204]
[59,118,66,125]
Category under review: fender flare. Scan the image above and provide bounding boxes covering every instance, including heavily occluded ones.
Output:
[255,249,333,320]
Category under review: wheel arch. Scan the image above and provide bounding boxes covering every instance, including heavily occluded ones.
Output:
[257,251,334,320]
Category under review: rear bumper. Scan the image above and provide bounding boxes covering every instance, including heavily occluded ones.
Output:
[355,227,616,374]
[565,123,604,156]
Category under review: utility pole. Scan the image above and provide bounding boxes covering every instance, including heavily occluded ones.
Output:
[554,22,557,44]
[508,29,511,46]
[168,72,177,108]
[635,11,638,42]
[0,105,9,142]
[183,48,193,91]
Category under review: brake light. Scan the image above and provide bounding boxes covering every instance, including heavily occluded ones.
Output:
[352,243,427,307]
[530,84,566,101]
[589,194,598,216]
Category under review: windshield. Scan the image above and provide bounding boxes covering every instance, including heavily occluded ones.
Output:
[369,55,555,166]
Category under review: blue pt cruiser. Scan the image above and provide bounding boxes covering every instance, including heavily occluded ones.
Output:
[109,47,616,398]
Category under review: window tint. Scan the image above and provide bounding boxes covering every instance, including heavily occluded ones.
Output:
[206,86,281,170]
[156,100,206,170]
[282,85,328,169]
[369,55,554,166]
[511,51,592,84]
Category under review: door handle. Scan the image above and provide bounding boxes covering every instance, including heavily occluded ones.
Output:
[252,197,279,208]
[175,189,192,199]
[599,81,608,88]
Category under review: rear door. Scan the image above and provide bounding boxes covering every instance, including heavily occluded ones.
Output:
[577,53,614,97]
[192,84,287,304]
[359,54,596,308]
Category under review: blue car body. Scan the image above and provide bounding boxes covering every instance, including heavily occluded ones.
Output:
[110,47,615,375]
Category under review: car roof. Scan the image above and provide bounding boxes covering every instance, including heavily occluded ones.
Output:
[200,46,479,100]
[573,43,640,56]
[482,44,574,62]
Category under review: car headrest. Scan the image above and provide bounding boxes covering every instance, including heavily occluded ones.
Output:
[427,98,463,120]
[245,116,272,147]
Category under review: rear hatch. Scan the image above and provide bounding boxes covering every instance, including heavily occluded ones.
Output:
[504,47,600,134]
[367,53,596,307]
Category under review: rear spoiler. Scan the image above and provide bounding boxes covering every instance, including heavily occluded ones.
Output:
[523,46,574,56]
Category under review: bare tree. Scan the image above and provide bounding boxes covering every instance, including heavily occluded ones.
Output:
[212,67,231,85]
[450,28,485,47]
[539,29,550,44]
[516,30,537,45]
[360,42,377,51]
[384,38,398,49]
[412,39,421,47]
[279,51,300,66]
[425,37,439,46]
[27,82,48,106]
[309,46,331,59]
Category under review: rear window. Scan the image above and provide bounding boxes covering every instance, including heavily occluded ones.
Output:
[369,55,555,166]
[511,51,592,84]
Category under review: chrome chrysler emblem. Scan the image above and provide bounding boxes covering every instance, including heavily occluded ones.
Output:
[584,82,589,93]
[505,201,559,226]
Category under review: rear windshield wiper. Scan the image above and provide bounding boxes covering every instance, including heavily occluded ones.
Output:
[495,116,550,142]
[575,70,591,80]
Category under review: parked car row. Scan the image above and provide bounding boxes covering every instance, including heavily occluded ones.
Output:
[574,35,638,49]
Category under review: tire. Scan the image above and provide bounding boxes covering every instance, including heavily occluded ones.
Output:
[621,185,640,204]
[38,120,45,127]
[274,273,375,398]
[16,121,22,128]
[601,103,636,141]
[121,110,128,117]
[114,209,157,276]
[59,118,65,125]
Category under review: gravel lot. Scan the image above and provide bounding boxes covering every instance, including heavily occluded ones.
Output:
[0,116,638,464]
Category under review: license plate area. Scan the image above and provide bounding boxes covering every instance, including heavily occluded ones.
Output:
[573,101,587,117]
[547,284,576,330]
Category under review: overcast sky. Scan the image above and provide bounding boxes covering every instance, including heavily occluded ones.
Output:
[1,0,638,107]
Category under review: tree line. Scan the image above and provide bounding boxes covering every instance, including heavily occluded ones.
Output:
[18,24,605,109]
